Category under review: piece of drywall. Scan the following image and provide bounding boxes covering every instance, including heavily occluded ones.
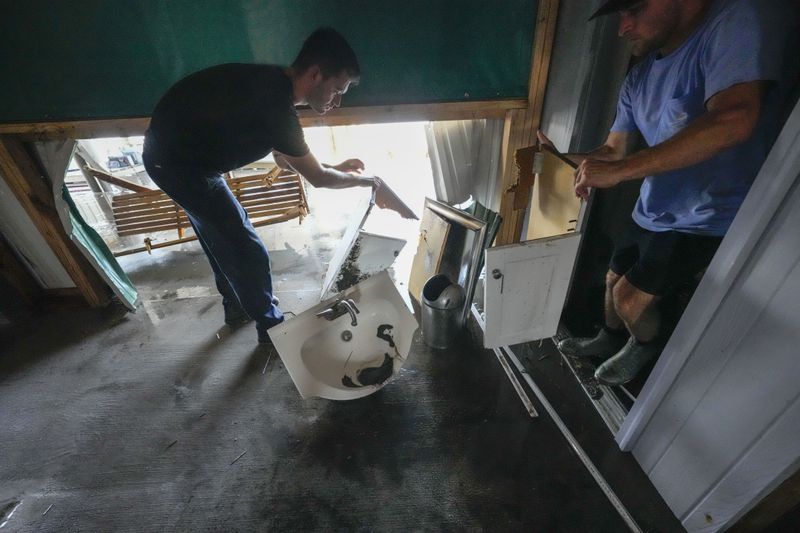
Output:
[0,172,74,289]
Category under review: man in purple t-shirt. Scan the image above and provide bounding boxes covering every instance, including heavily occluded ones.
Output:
[542,0,796,385]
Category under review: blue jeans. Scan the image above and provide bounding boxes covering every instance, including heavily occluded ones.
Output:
[143,157,284,332]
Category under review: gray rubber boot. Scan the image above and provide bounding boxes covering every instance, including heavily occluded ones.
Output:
[557,328,628,359]
[594,337,661,386]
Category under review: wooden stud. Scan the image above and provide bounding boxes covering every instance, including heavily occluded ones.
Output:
[0,100,527,141]
[0,135,110,307]
[496,0,561,246]
[297,99,526,127]
[82,165,154,193]
[175,201,184,239]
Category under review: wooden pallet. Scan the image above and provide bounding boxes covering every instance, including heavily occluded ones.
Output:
[112,167,308,256]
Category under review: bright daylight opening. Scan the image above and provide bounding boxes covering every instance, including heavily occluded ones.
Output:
[70,122,436,312]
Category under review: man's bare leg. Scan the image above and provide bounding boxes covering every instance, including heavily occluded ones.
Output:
[595,275,662,385]
[557,270,629,357]
[604,270,625,330]
[612,276,659,342]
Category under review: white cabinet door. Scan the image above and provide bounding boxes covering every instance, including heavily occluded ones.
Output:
[483,233,581,348]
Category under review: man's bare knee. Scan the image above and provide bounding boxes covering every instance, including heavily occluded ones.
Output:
[613,277,641,318]
[606,270,622,290]
[612,280,631,318]
[614,277,656,319]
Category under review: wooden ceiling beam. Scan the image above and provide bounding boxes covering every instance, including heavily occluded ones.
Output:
[0,99,527,141]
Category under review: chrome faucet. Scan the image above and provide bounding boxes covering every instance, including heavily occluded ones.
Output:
[315,298,360,326]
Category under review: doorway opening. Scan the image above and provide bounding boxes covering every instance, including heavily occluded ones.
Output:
[68,121,437,317]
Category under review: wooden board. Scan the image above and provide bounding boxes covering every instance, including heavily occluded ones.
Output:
[525,148,582,241]
[110,172,307,238]
[496,0,561,246]
[0,100,528,141]
[408,209,451,302]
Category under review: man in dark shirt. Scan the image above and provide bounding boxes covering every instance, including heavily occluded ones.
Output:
[143,27,399,344]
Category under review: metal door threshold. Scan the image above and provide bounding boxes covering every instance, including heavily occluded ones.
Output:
[553,324,630,435]
[471,305,642,533]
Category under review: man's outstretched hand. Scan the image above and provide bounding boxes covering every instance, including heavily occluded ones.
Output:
[537,130,558,152]
[324,157,416,218]
[333,158,366,173]
[538,129,623,200]
[371,177,418,220]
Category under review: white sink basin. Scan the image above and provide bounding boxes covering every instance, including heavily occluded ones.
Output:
[270,271,418,400]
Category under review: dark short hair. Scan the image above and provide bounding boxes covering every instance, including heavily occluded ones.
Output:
[292,27,360,80]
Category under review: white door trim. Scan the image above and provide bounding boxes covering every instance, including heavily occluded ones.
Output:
[616,102,800,450]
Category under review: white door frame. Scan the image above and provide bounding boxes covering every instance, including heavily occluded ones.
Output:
[617,103,800,449]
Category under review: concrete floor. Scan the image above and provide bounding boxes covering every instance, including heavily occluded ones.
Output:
[0,209,682,531]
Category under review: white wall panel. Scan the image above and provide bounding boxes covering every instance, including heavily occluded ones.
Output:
[620,102,800,531]
[0,172,74,289]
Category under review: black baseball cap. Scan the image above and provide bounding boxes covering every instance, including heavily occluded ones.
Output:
[589,0,645,20]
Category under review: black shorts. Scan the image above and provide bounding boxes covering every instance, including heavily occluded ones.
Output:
[609,219,723,296]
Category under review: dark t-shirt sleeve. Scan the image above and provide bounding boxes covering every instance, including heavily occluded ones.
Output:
[273,108,309,157]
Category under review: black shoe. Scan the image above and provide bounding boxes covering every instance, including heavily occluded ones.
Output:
[223,296,280,327]
[257,327,274,345]
[594,337,661,386]
[257,312,286,345]
[224,303,251,326]
[557,328,628,359]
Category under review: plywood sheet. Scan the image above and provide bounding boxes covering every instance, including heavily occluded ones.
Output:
[408,209,450,302]
[525,149,582,241]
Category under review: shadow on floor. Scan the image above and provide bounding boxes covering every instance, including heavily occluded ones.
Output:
[1,242,681,531]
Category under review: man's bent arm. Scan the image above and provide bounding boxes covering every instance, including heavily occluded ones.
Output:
[604,81,766,183]
[273,151,291,170]
[274,151,364,176]
[538,130,631,165]
[280,151,418,217]
[280,151,374,189]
